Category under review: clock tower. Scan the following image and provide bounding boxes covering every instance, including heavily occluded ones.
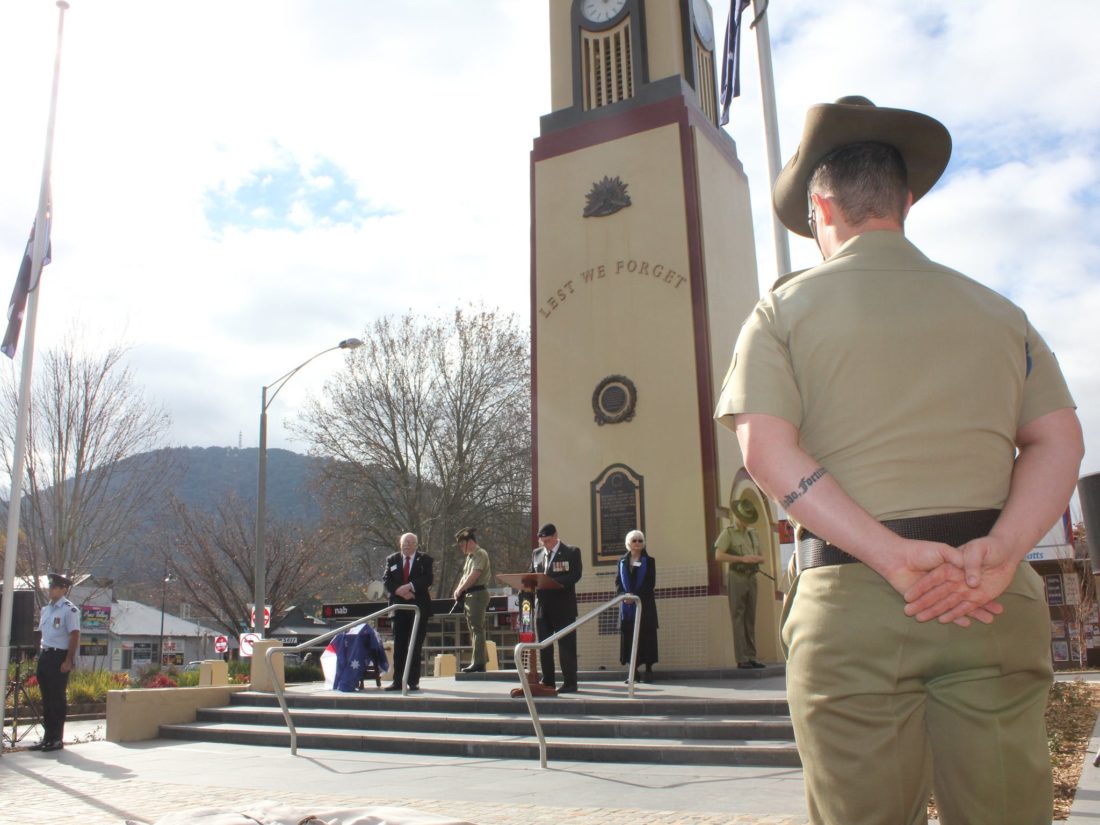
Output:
[531,0,778,669]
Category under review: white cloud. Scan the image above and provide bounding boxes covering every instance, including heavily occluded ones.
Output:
[0,0,1096,482]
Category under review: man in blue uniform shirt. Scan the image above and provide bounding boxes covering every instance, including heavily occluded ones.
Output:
[33,572,81,752]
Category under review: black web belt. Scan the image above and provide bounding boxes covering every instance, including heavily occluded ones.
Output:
[796,509,1001,570]
[465,585,487,594]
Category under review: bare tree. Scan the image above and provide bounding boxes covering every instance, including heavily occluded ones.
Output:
[295,306,531,593]
[166,494,334,639]
[0,335,172,597]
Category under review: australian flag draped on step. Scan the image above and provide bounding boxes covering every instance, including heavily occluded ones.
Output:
[719,0,752,126]
[323,624,389,692]
[2,201,52,360]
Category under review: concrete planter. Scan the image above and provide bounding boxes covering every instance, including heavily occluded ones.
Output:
[106,684,249,743]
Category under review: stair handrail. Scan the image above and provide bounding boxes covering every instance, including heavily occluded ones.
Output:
[264,602,421,756]
[514,593,641,768]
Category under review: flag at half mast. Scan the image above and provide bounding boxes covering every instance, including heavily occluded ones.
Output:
[2,200,52,360]
[719,0,752,126]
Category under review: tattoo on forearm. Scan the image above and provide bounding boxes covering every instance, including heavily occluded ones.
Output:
[781,467,828,508]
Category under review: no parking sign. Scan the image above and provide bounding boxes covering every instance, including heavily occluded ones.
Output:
[239,632,260,657]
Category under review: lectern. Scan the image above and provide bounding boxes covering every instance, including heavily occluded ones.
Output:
[497,572,562,697]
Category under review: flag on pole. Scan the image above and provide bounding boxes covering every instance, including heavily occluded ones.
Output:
[719,0,752,125]
[2,202,52,360]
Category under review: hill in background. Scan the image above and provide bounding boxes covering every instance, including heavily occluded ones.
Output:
[162,445,326,526]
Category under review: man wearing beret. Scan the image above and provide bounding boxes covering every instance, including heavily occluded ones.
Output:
[32,572,81,752]
[452,527,493,673]
[716,96,1083,824]
[382,533,434,692]
[530,523,582,693]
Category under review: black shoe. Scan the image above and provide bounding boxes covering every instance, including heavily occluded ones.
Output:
[538,680,556,688]
[557,683,578,694]
[42,741,64,752]
[749,660,767,669]
[384,682,403,691]
[641,671,653,683]
[737,662,755,669]
[29,740,51,751]
[460,664,486,673]
[406,683,420,691]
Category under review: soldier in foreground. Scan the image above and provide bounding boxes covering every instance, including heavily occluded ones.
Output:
[716,96,1083,824]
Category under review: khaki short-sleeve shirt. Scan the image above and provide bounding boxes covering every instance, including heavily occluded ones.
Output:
[463,546,492,584]
[714,231,1075,520]
[715,526,760,576]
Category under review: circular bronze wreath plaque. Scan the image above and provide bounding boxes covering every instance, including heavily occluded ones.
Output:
[592,375,637,425]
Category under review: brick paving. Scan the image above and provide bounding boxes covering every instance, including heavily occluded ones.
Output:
[6,677,813,824]
[0,765,808,825]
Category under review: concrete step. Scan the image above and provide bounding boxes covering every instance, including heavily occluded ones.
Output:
[457,665,786,682]
[159,720,801,767]
[229,690,792,718]
[165,683,798,768]
[197,704,795,741]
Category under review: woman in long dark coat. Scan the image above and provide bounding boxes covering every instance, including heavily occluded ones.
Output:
[617,529,659,682]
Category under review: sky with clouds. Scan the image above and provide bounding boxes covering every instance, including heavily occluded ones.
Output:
[1,1,1097,496]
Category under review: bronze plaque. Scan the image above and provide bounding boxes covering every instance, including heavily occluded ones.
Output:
[590,464,645,566]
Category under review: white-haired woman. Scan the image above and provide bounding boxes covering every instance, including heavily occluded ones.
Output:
[616,529,659,682]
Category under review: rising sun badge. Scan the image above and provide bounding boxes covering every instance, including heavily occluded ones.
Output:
[583,175,632,218]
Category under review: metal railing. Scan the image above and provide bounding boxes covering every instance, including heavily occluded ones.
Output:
[264,603,420,756]
[513,593,640,768]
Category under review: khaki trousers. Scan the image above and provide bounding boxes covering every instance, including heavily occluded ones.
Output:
[464,589,491,666]
[727,571,758,663]
[782,562,1053,825]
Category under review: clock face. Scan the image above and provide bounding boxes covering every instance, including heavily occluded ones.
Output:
[692,0,715,48]
[580,0,628,25]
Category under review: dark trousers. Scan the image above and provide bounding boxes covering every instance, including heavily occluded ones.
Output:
[36,649,70,743]
[392,607,428,687]
[537,613,577,687]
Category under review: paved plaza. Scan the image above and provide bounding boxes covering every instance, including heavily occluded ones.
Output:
[4,673,1100,824]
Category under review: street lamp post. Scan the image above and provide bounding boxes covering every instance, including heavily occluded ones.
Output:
[253,338,363,638]
[158,560,175,671]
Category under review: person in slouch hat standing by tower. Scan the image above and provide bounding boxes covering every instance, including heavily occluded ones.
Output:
[452,527,493,673]
[32,573,81,752]
[714,499,766,669]
[382,533,433,692]
[715,95,1083,825]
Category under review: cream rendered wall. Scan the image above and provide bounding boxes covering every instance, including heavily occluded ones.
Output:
[693,127,758,505]
[534,124,703,566]
[692,127,786,665]
[644,0,686,84]
[549,1,572,112]
[534,124,721,669]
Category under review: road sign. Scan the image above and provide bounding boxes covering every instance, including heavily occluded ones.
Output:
[247,604,272,629]
[239,632,260,657]
[213,635,228,653]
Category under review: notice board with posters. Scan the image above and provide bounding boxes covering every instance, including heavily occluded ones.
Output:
[1045,574,1065,606]
[79,636,108,656]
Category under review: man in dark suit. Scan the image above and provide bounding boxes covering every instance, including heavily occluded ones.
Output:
[382,532,434,691]
[530,523,583,693]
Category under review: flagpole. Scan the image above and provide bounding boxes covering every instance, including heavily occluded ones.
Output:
[750,0,791,277]
[0,1,70,745]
